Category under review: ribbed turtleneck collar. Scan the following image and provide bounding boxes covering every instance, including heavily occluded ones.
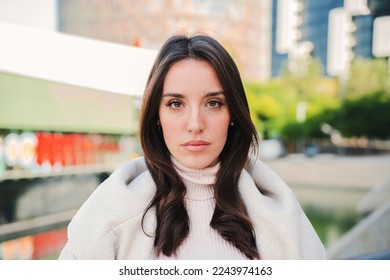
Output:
[171,157,219,200]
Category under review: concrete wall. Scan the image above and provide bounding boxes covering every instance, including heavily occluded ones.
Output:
[327,177,390,259]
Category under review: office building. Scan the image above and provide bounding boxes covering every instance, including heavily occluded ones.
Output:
[271,0,390,78]
[58,0,272,81]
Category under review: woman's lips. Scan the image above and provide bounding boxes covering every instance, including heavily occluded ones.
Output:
[182,140,210,152]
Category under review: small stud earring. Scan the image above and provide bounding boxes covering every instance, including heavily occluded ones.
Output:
[157,120,162,133]
[230,120,235,126]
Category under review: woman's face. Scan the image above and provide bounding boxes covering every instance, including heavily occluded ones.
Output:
[159,59,230,169]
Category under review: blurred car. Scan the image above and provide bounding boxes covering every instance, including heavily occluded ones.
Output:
[259,139,286,160]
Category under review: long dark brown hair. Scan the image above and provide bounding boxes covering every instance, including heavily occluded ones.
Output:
[139,34,260,259]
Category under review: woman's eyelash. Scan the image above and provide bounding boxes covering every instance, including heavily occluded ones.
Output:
[164,99,225,109]
[165,100,183,109]
[207,100,224,107]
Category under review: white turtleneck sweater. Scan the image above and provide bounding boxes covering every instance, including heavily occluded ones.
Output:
[154,158,248,260]
[59,156,326,260]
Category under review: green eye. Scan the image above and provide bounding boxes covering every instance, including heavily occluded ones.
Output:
[167,101,183,109]
[207,100,223,108]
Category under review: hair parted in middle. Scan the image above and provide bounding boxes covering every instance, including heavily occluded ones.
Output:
[139,34,260,259]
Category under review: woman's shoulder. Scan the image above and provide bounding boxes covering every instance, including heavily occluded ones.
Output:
[242,157,295,198]
[241,158,326,259]
[240,157,303,228]
[79,156,155,212]
[101,156,155,197]
[65,157,156,254]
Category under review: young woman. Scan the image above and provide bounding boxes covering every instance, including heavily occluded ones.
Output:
[59,34,326,260]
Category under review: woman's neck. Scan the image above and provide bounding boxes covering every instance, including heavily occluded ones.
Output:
[171,157,219,200]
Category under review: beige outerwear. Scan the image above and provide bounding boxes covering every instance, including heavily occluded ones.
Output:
[59,157,326,259]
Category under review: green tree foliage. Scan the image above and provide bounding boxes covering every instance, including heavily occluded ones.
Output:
[280,121,305,142]
[245,58,390,145]
[345,59,390,99]
[335,91,390,139]
[245,80,296,139]
[281,58,322,99]
[280,107,339,144]
[245,59,339,140]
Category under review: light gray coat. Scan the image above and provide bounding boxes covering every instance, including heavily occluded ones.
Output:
[59,157,326,259]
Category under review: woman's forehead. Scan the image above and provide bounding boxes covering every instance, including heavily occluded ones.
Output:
[162,59,223,93]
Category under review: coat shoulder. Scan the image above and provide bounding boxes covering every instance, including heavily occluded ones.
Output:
[64,157,156,257]
[241,158,326,259]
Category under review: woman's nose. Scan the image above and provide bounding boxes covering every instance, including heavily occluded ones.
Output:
[186,109,205,133]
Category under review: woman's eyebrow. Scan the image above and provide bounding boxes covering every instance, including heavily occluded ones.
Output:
[205,91,225,97]
[162,93,184,98]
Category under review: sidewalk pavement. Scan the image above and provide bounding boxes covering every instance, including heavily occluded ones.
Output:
[264,153,390,190]
[263,153,390,210]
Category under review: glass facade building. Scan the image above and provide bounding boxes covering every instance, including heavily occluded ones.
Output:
[299,0,344,74]
[271,0,287,77]
[368,0,390,17]
[271,0,390,77]
[271,0,343,77]
[353,15,374,59]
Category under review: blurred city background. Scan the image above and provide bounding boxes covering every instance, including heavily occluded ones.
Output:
[0,0,389,260]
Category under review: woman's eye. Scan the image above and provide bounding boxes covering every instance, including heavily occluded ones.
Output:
[167,101,183,109]
[207,100,223,108]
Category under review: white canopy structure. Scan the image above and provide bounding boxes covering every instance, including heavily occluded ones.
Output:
[0,22,157,96]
